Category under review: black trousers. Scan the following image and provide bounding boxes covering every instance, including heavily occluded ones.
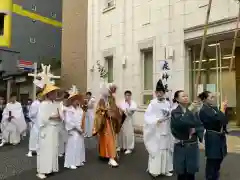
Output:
[206,158,222,180]
[177,173,195,180]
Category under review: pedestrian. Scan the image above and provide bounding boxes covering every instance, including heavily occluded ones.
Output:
[171,90,204,180]
[36,83,61,179]
[84,91,95,138]
[198,91,228,180]
[26,91,42,157]
[64,85,86,169]
[58,91,69,157]
[93,83,126,167]
[143,79,173,177]
[0,96,6,139]
[0,93,27,147]
[117,90,137,155]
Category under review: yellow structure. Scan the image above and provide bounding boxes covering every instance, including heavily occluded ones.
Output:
[0,0,12,47]
[0,1,62,48]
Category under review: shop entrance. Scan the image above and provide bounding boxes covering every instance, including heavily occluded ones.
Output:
[188,33,239,123]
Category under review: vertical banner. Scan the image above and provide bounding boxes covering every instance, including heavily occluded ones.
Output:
[156,59,173,101]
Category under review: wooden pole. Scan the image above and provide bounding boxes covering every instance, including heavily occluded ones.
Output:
[195,0,213,98]
[231,1,240,126]
[229,1,240,72]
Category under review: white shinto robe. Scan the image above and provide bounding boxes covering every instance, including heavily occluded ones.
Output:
[28,100,41,151]
[37,100,61,174]
[64,106,85,168]
[58,101,68,155]
[143,99,173,176]
[85,97,95,137]
[118,100,137,150]
[1,102,27,144]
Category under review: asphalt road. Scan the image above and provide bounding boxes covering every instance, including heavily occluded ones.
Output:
[0,137,239,180]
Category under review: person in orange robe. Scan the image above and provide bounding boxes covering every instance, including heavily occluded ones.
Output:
[93,84,125,167]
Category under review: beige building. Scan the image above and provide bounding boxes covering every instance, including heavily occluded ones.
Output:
[87,0,240,126]
[61,0,88,91]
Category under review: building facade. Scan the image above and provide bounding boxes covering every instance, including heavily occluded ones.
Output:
[61,0,88,91]
[87,0,240,127]
[0,0,62,100]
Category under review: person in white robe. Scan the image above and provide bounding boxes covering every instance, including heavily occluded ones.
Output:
[0,93,27,146]
[26,91,43,157]
[64,86,86,169]
[57,92,69,157]
[143,79,173,177]
[36,84,61,179]
[117,90,137,154]
[85,91,95,137]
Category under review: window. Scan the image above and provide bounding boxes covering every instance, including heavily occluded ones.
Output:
[32,5,37,11]
[51,12,57,19]
[105,56,114,83]
[29,37,36,44]
[0,13,5,36]
[142,49,153,105]
[103,0,115,12]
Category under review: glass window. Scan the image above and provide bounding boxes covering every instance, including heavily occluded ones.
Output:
[141,49,153,105]
[189,39,236,121]
[0,13,5,36]
[105,56,113,83]
[32,5,37,11]
[143,50,153,90]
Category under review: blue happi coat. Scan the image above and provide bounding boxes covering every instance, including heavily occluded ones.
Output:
[199,104,228,159]
[171,105,204,174]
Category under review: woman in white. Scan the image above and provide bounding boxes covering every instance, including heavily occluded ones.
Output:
[36,84,61,179]
[64,85,86,169]
[58,92,69,157]
[143,79,173,177]
[85,92,95,137]
[26,91,42,157]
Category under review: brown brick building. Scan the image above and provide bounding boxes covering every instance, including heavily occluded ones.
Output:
[61,0,88,91]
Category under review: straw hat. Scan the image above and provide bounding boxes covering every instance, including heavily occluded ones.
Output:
[67,85,83,101]
[41,84,60,96]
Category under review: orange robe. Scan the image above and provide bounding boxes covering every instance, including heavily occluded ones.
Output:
[93,97,123,159]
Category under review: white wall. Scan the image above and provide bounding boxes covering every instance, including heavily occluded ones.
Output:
[87,0,239,128]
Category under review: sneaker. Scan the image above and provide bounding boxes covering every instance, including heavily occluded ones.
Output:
[124,149,132,154]
[108,158,118,167]
[36,173,46,179]
[165,172,173,177]
[70,165,77,169]
[0,139,6,147]
[26,151,33,157]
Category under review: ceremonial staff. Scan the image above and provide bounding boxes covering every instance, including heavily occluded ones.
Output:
[195,0,212,98]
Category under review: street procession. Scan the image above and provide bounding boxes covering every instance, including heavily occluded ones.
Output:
[1,0,240,180]
[0,62,230,180]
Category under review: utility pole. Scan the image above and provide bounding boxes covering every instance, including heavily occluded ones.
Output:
[195,0,213,98]
[231,0,240,126]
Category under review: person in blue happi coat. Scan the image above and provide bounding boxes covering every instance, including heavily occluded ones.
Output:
[171,90,204,180]
[198,91,228,180]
